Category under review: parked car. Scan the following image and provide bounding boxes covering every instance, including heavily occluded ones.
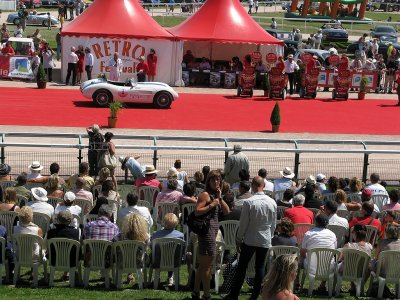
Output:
[321,23,348,42]
[81,78,179,108]
[346,41,400,56]
[41,0,59,6]
[6,12,59,27]
[266,29,292,40]
[380,35,398,44]
[19,0,41,8]
[370,26,397,39]
[294,49,330,65]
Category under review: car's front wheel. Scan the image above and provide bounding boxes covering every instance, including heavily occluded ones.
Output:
[93,89,113,107]
[153,92,173,108]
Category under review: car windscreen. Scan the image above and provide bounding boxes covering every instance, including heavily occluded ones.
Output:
[376,27,395,33]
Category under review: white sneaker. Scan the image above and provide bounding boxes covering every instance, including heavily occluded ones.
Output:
[167,277,174,286]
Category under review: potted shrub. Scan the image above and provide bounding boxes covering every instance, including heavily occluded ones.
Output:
[270,101,281,132]
[358,76,368,100]
[108,101,124,128]
[263,73,270,97]
[36,63,47,89]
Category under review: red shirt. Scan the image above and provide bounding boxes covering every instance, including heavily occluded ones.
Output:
[1,46,14,55]
[136,61,149,75]
[349,216,381,231]
[284,206,314,224]
[135,177,161,189]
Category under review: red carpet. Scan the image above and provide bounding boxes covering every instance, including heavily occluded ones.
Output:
[1,87,399,134]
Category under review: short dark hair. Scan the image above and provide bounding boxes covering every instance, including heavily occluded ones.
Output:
[202,166,210,178]
[238,169,250,181]
[362,201,374,216]
[101,180,114,193]
[79,162,89,174]
[126,192,138,206]
[104,132,114,142]
[370,173,380,183]
[389,189,400,204]
[239,180,251,192]
[17,172,27,185]
[325,199,338,214]
[315,213,329,228]
[183,182,196,197]
[258,168,267,178]
[50,162,60,174]
[353,224,367,241]
[283,189,294,201]
[174,160,182,169]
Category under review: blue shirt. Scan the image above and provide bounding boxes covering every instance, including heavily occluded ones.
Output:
[125,158,144,179]
[151,229,183,241]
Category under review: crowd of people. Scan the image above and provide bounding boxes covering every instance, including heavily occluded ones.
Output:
[0,139,399,298]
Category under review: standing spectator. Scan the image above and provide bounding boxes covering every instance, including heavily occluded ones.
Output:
[57,2,64,21]
[46,12,51,30]
[274,167,295,192]
[248,0,253,14]
[27,187,55,219]
[18,5,28,31]
[294,28,302,42]
[108,52,123,81]
[284,54,299,95]
[271,17,277,29]
[54,191,82,228]
[371,39,379,58]
[66,46,78,85]
[86,124,104,178]
[117,192,153,230]
[84,47,94,80]
[30,29,42,51]
[119,155,144,181]
[55,28,61,61]
[262,254,299,300]
[224,144,249,185]
[68,0,74,20]
[192,170,230,300]
[254,0,259,13]
[27,161,44,181]
[226,176,276,300]
[98,132,118,189]
[147,48,157,82]
[83,204,119,240]
[41,42,55,82]
[75,45,85,84]
[375,55,386,93]
[284,194,314,224]
[314,29,322,49]
[136,55,149,82]
[367,173,388,196]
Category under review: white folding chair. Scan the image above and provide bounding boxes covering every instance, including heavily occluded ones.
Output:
[293,223,315,247]
[13,234,47,288]
[47,197,62,209]
[372,194,389,212]
[47,238,81,287]
[82,239,113,289]
[369,250,400,299]
[16,194,29,206]
[74,198,93,216]
[138,186,159,206]
[266,245,300,272]
[337,209,351,220]
[348,193,362,203]
[32,212,51,237]
[301,247,340,297]
[83,214,98,225]
[323,193,336,203]
[0,237,9,284]
[336,248,371,297]
[150,237,185,291]
[92,185,102,200]
[277,206,289,220]
[350,225,378,245]
[181,203,196,246]
[113,240,147,289]
[327,224,348,248]
[219,220,240,252]
[0,211,17,240]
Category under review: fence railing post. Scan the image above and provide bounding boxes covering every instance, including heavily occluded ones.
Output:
[153,137,158,168]
[361,142,369,184]
[224,139,229,164]
[293,140,300,179]
[0,134,5,164]
[78,135,83,166]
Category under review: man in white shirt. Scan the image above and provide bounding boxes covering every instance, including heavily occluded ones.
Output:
[117,192,153,230]
[84,47,94,80]
[66,46,78,85]
[368,173,388,196]
[27,161,44,181]
[54,191,82,229]
[258,168,274,193]
[227,176,277,300]
[284,54,299,95]
[324,200,348,229]
[27,187,55,219]
[108,52,123,81]
[314,29,323,49]
[316,173,327,193]
[274,167,295,192]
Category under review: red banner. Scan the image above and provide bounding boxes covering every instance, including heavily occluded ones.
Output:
[328,54,340,67]
[0,56,10,78]
[266,53,277,64]
[251,51,262,63]
[301,52,313,65]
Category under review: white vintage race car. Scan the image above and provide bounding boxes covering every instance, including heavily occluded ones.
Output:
[80,78,179,108]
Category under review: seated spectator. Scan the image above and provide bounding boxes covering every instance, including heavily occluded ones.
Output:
[335,189,348,210]
[0,163,14,182]
[54,191,82,229]
[277,189,294,208]
[324,199,348,229]
[47,210,80,280]
[284,194,314,224]
[182,50,194,65]
[155,179,182,205]
[13,172,31,200]
[272,217,297,246]
[14,206,43,259]
[362,188,380,214]
[83,204,119,241]
[72,177,93,204]
[379,210,398,240]
[0,188,20,213]
[151,213,184,286]
[339,178,350,192]
[368,172,388,196]
[94,167,110,186]
[220,190,241,221]
[193,171,205,190]
[323,176,340,194]
[99,179,119,203]
[231,169,250,190]
[89,196,114,222]
[274,167,295,192]
[304,184,323,209]
[316,173,327,193]
[348,177,363,195]
[296,175,317,195]
[46,174,64,199]
[373,224,400,275]
[174,159,189,184]
[258,168,274,193]
[180,182,197,204]
[117,192,153,230]
[199,57,211,70]
[349,201,381,232]
[27,161,44,181]
[135,165,162,190]
[383,189,400,211]
[234,181,252,207]
[162,167,184,191]
[67,162,94,191]
[0,220,14,278]
[27,187,54,219]
[29,162,65,185]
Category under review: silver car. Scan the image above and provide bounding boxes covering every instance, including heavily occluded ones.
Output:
[6,12,59,27]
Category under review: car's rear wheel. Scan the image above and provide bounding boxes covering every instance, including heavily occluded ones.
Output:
[153,92,172,108]
[13,18,20,25]
[93,90,112,107]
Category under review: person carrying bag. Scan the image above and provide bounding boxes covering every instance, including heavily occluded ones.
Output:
[97,132,118,189]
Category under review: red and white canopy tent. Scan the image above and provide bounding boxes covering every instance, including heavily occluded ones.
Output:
[168,0,284,82]
[60,0,180,84]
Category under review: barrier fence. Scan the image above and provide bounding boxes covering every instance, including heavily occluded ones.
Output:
[1,132,400,185]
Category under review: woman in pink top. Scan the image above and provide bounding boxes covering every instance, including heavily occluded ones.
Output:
[262,254,299,300]
[383,189,400,211]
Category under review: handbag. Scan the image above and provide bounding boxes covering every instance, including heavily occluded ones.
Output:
[187,210,212,236]
[98,151,117,169]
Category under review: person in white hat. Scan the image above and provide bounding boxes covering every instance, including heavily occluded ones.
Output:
[108,52,123,81]
[26,187,54,218]
[136,55,149,82]
[161,167,184,191]
[274,167,295,192]
[316,173,327,192]
[27,161,44,181]
[119,155,144,181]
[54,191,82,229]
[135,165,162,190]
[224,144,249,185]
